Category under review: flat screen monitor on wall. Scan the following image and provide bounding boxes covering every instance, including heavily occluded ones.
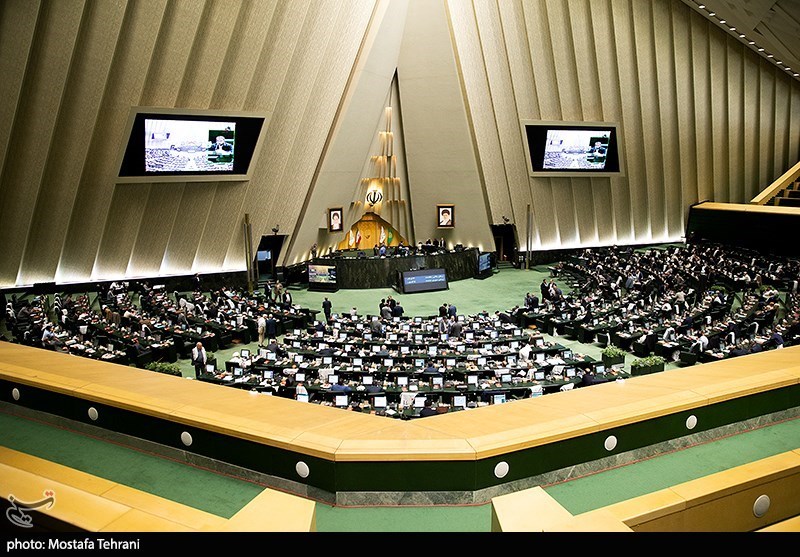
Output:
[522,121,624,177]
[118,108,267,182]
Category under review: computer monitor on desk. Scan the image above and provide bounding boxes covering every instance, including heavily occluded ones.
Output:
[453,395,467,409]
[373,396,387,409]
[414,396,426,409]
[335,395,348,408]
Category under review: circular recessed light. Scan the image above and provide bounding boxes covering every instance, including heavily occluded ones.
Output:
[777,61,782,65]
[88,407,99,421]
[753,495,771,518]
[494,461,510,479]
[180,431,193,446]
[698,4,705,9]
[729,27,736,31]
[739,34,746,38]
[758,48,765,52]
[719,20,726,24]
[295,461,310,478]
[11,388,20,401]
[686,415,698,430]
[604,435,618,452]
[709,12,716,16]
[749,41,755,45]
[794,73,799,77]
[768,54,774,58]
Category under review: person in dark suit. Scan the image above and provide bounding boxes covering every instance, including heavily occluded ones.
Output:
[447,304,457,318]
[392,303,404,317]
[438,304,448,318]
[330,378,352,393]
[191,341,207,378]
[419,398,438,417]
[322,297,332,322]
[265,314,278,338]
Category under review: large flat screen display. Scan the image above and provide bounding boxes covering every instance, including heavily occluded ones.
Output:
[523,121,623,177]
[308,264,337,284]
[118,108,266,182]
[402,268,448,294]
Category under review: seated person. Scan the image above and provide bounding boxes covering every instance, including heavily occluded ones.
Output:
[419,398,438,417]
[330,378,352,393]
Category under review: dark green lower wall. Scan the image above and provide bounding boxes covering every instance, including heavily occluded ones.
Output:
[2,378,797,495]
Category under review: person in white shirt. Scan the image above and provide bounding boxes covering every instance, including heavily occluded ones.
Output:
[257,314,266,347]
[191,342,207,378]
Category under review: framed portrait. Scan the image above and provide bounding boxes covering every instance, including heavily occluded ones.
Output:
[328,207,343,232]
[437,204,455,228]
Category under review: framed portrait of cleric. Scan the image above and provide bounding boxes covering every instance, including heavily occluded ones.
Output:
[328,207,343,232]
[437,204,455,228]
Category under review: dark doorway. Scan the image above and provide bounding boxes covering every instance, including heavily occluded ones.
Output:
[254,234,287,283]
[491,224,518,266]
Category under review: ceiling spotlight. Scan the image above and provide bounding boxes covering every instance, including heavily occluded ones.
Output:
[729,27,736,31]
[748,41,755,45]
[758,48,765,52]
[719,20,726,24]
[739,34,746,38]
[794,73,799,77]
[767,54,773,58]
[776,61,782,65]
[698,4,705,8]
[709,12,715,16]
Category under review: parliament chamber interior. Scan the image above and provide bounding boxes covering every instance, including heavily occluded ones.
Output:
[1,0,799,538]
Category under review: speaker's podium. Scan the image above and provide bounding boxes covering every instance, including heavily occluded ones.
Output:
[307,263,339,292]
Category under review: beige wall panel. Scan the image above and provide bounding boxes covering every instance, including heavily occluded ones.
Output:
[472,0,530,226]
[772,76,791,179]
[243,1,375,269]
[498,1,540,120]
[472,1,531,229]
[572,178,600,244]
[195,183,248,272]
[569,0,603,119]
[690,16,714,205]
[592,0,630,243]
[263,0,375,268]
[654,0,683,237]
[672,3,699,225]
[160,185,216,274]
[529,179,559,247]
[286,0,410,265]
[726,45,745,203]
[790,84,800,165]
[94,0,203,280]
[0,0,85,287]
[631,0,665,240]
[447,0,511,224]
[0,0,41,183]
[611,0,649,242]
[174,1,241,108]
[210,1,277,107]
[57,0,169,284]
[236,0,345,259]
[592,178,615,244]
[544,1,582,122]
[93,186,148,279]
[18,0,128,286]
[757,64,777,188]
[520,0,562,249]
[399,0,491,250]
[523,1,561,121]
[497,0,543,244]
[138,0,207,108]
[742,53,761,201]
[709,30,731,203]
[551,180,579,247]
[126,186,185,277]
[243,0,311,113]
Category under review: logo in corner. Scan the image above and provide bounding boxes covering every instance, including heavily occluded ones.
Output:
[6,490,56,528]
